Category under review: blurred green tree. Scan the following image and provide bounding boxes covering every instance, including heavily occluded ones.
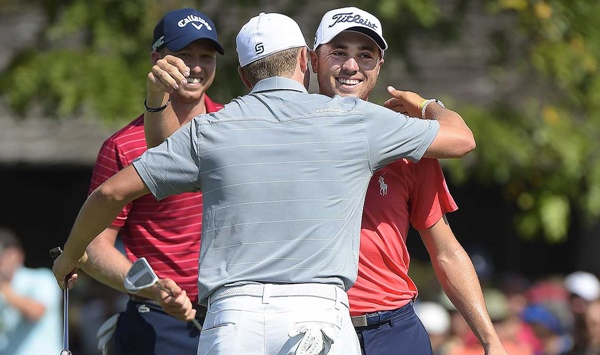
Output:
[456,0,600,243]
[0,0,435,122]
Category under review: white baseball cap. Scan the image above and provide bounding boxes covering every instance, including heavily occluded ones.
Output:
[313,7,388,54]
[414,302,450,335]
[236,13,307,67]
[565,271,600,301]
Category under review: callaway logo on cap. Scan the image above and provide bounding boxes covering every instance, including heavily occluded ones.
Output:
[152,8,225,54]
[313,7,388,55]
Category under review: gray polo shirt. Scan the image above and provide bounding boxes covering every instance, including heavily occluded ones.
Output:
[133,77,439,305]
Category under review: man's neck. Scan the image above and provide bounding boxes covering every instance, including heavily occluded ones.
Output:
[172,95,206,126]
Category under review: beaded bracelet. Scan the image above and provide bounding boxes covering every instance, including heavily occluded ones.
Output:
[144,99,171,113]
[419,99,445,118]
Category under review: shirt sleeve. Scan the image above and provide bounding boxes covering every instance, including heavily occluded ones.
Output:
[361,101,440,169]
[133,120,202,200]
[409,158,458,230]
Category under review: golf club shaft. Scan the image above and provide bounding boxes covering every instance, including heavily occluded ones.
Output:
[50,247,71,354]
[190,318,202,330]
[156,283,202,331]
[63,288,70,353]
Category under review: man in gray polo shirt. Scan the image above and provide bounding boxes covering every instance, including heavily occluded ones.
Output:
[52,12,474,355]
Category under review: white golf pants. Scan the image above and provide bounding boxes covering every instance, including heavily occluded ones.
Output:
[197,283,360,355]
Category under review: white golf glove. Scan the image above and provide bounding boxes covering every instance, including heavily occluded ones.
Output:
[290,323,335,355]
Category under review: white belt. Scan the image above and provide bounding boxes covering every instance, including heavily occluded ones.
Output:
[210,283,348,307]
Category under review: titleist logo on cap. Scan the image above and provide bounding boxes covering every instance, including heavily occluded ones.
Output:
[328,12,378,31]
[178,15,213,31]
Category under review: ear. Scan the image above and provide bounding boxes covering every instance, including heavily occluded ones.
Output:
[237,66,253,89]
[299,48,312,90]
[309,50,318,73]
[299,47,309,73]
[376,58,384,76]
[151,51,160,64]
[303,66,311,91]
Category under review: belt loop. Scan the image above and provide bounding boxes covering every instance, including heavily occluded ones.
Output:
[388,310,396,328]
[262,283,272,304]
[334,286,342,310]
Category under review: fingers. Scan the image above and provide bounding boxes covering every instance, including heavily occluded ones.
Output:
[66,273,79,290]
[158,278,183,296]
[383,99,408,114]
[162,55,190,78]
[57,271,78,289]
[385,86,408,114]
[148,55,189,94]
[385,86,424,118]
[160,289,197,322]
[52,253,82,290]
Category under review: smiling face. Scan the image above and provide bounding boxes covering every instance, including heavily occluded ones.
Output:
[311,31,384,100]
[156,39,218,103]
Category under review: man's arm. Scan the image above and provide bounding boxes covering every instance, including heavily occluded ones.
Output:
[53,165,149,289]
[144,92,179,148]
[384,87,476,159]
[420,102,476,159]
[83,227,197,321]
[420,216,507,355]
[81,227,130,292]
[81,227,191,304]
[144,55,190,148]
[0,284,46,321]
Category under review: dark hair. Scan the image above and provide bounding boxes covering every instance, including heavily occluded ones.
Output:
[0,227,22,252]
[240,47,302,85]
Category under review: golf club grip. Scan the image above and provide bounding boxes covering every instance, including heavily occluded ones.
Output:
[156,282,202,330]
[156,282,174,296]
[50,246,73,282]
[50,246,63,260]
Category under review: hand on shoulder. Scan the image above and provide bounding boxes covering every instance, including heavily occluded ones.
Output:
[383,86,425,117]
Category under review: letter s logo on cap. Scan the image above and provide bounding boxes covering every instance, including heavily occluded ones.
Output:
[255,43,264,55]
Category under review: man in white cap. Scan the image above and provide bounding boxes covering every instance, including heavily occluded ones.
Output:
[565,271,600,304]
[565,271,600,352]
[52,12,476,354]
[310,7,506,355]
[414,301,451,354]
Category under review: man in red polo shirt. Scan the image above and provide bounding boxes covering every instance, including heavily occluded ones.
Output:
[82,8,224,354]
[310,7,506,355]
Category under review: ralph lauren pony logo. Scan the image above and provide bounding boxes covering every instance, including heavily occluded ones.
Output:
[328,12,378,31]
[378,174,388,196]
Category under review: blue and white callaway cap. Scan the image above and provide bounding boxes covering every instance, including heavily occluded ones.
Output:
[152,8,225,54]
[236,13,307,67]
[313,7,388,55]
